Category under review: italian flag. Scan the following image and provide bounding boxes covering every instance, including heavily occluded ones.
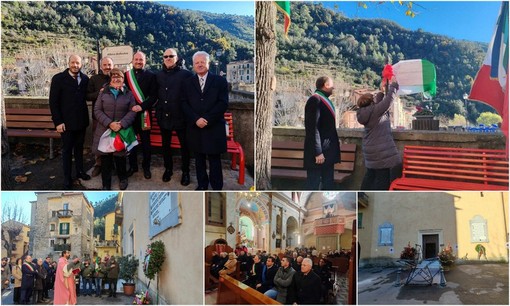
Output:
[392,59,437,98]
[275,1,291,36]
[469,1,508,151]
[98,127,139,153]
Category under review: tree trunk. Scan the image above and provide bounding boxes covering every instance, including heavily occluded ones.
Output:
[255,2,276,190]
[1,97,13,190]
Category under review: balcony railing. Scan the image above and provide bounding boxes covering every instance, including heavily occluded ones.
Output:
[53,244,71,252]
[55,209,73,218]
[95,240,119,247]
[314,215,346,235]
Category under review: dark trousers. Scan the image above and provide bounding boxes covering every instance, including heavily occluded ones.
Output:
[196,153,223,190]
[101,155,127,188]
[108,278,117,297]
[60,129,86,186]
[32,289,42,304]
[20,287,32,304]
[13,287,21,304]
[129,129,151,170]
[306,165,334,190]
[360,168,391,190]
[42,278,49,298]
[161,128,190,173]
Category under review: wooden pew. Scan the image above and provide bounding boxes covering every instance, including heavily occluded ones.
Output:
[217,275,281,305]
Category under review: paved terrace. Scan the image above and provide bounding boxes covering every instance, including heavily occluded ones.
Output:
[272,127,506,190]
[358,263,509,305]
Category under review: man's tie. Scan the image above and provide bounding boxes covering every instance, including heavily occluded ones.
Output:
[199,77,205,92]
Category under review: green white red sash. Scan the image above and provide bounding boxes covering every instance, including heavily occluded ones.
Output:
[125,69,151,130]
[23,262,34,271]
[313,90,336,119]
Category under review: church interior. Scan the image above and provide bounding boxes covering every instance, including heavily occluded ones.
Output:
[204,192,357,305]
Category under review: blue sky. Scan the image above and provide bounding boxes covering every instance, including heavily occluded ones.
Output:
[329,1,502,43]
[158,1,502,43]
[1,192,118,225]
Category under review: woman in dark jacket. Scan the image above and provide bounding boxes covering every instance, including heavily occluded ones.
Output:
[92,68,137,190]
[356,77,401,190]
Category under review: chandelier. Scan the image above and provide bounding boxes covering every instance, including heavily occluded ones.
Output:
[239,191,261,202]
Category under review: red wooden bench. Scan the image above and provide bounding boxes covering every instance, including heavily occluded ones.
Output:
[390,145,509,190]
[148,112,245,185]
[5,108,60,159]
[271,140,357,185]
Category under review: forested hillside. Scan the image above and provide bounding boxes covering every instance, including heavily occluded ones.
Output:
[275,2,495,119]
[1,1,253,71]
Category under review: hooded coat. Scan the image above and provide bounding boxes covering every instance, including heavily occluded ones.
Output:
[356,83,401,169]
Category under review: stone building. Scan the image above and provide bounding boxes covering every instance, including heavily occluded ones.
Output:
[226,59,254,85]
[1,220,30,263]
[94,210,122,259]
[359,191,509,267]
[29,192,94,261]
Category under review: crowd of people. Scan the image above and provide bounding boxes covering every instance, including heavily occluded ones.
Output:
[209,245,350,304]
[1,252,121,304]
[49,48,229,191]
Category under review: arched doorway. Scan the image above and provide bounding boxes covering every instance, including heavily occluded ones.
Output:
[286,216,298,249]
[237,198,270,252]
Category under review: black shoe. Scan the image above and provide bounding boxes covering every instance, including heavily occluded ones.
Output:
[195,186,207,190]
[119,179,128,190]
[126,167,138,177]
[144,168,152,179]
[162,170,172,182]
[181,172,190,186]
[77,172,91,180]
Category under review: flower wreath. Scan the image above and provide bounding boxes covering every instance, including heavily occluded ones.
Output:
[143,240,165,280]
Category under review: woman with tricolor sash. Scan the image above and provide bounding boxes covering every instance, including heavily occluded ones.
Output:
[356,76,401,190]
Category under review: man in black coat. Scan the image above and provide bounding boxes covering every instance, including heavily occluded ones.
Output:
[289,258,322,305]
[256,256,278,294]
[181,51,228,190]
[243,254,263,288]
[303,76,341,190]
[127,51,158,179]
[155,48,193,185]
[49,54,91,189]
[86,57,113,177]
[20,255,38,305]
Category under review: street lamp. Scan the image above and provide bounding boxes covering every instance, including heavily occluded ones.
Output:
[463,93,469,129]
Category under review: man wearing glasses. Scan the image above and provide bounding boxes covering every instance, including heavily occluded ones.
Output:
[126,51,157,179]
[155,48,193,185]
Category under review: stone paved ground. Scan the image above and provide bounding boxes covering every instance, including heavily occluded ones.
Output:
[358,263,509,305]
[5,142,253,191]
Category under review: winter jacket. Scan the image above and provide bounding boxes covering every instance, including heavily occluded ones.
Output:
[92,85,137,156]
[356,83,401,169]
[273,266,296,303]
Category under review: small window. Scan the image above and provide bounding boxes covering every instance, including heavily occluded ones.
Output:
[50,224,56,231]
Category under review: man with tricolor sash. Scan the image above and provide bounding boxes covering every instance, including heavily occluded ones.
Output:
[303,76,341,190]
[20,255,38,304]
[126,51,158,179]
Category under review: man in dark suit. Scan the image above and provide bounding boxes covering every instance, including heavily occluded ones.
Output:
[127,51,157,179]
[289,258,322,304]
[20,255,38,305]
[181,51,228,190]
[155,48,193,185]
[49,54,91,189]
[303,76,341,190]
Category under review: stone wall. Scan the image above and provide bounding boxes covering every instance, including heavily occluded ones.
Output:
[273,127,507,190]
[4,96,255,172]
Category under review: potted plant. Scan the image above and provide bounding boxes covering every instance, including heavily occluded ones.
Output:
[412,106,435,119]
[438,243,456,271]
[400,242,417,261]
[118,254,139,296]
